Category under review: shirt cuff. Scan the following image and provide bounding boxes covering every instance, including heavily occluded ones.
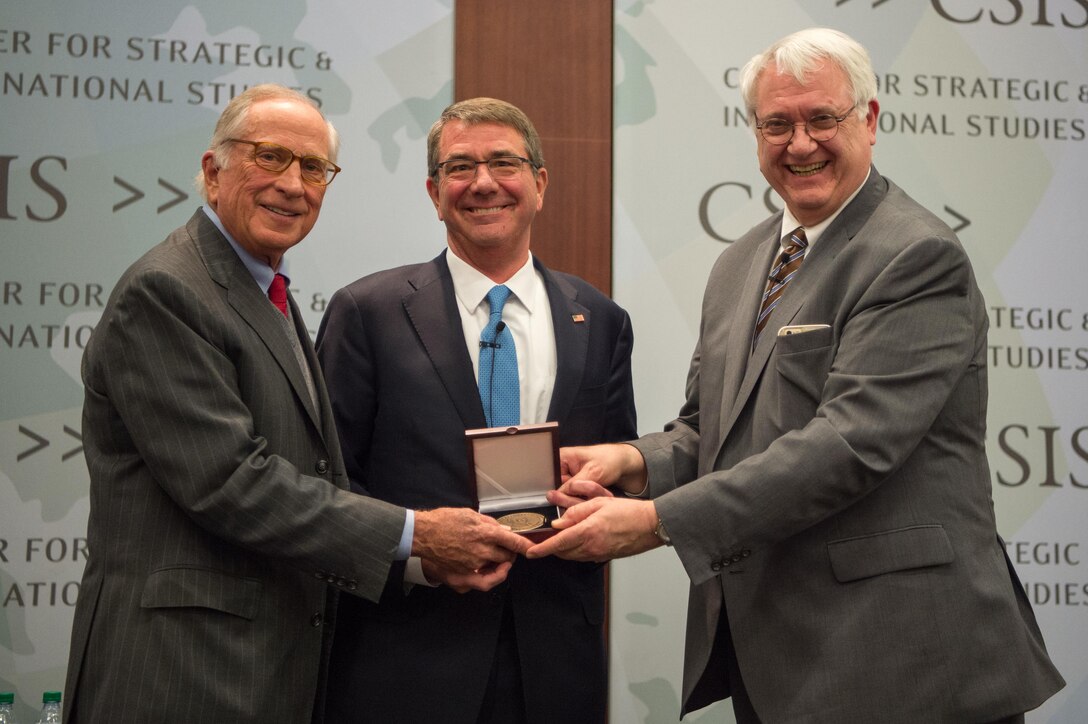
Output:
[396,508,414,560]
[404,556,438,588]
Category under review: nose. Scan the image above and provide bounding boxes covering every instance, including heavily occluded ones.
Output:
[469,163,499,190]
[274,159,307,195]
[786,123,819,153]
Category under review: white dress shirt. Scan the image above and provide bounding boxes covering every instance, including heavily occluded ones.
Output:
[446,249,557,425]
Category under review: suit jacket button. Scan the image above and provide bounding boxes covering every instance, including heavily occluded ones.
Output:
[346,580,358,591]
[311,613,323,627]
[711,561,723,572]
[315,459,330,475]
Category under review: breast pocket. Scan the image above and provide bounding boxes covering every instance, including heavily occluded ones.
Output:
[772,326,834,426]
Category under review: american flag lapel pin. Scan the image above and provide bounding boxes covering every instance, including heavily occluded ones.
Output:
[571,314,585,323]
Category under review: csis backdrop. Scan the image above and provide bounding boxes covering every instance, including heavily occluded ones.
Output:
[1,1,1085,723]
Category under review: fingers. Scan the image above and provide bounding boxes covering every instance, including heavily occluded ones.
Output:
[526,498,660,562]
[525,528,582,560]
[553,497,605,525]
[486,524,533,557]
[466,560,513,591]
[564,479,615,500]
[559,447,583,481]
[547,477,615,511]
[413,507,528,572]
[428,559,514,593]
[547,489,586,509]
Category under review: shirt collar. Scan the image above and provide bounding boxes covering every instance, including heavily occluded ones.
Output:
[202,204,290,294]
[446,249,539,315]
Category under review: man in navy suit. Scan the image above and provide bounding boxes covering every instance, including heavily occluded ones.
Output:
[317,97,636,723]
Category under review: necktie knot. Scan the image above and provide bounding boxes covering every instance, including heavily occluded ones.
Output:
[485,285,512,319]
[269,273,288,317]
[784,227,808,255]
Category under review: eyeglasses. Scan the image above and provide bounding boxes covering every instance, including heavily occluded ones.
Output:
[755,106,859,145]
[434,155,536,182]
[226,139,341,186]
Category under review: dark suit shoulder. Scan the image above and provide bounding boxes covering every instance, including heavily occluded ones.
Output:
[101,222,211,309]
[336,259,439,302]
[540,265,629,316]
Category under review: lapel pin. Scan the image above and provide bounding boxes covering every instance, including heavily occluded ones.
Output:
[571,314,585,323]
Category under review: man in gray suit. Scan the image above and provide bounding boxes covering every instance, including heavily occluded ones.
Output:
[528,28,1064,723]
[63,84,529,724]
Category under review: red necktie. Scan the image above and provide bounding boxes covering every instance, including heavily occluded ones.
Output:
[269,273,288,317]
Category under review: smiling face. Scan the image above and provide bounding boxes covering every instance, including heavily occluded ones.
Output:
[426,120,547,276]
[202,98,330,269]
[754,61,878,227]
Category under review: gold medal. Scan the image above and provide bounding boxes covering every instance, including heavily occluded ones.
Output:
[497,512,547,532]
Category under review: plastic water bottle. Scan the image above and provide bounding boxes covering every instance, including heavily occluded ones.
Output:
[0,692,21,724]
[35,692,60,724]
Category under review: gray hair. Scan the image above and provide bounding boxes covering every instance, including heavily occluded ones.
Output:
[739,28,877,126]
[194,84,340,200]
[426,97,545,178]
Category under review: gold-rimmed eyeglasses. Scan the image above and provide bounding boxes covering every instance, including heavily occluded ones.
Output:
[755,106,860,145]
[434,155,536,182]
[226,139,341,186]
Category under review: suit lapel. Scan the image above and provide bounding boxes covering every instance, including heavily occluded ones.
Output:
[403,253,487,429]
[187,211,323,434]
[539,261,589,423]
[716,230,782,436]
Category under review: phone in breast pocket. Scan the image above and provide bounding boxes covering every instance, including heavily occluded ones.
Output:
[777,323,830,337]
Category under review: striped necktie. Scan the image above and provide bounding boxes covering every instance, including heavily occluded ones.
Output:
[754,227,807,342]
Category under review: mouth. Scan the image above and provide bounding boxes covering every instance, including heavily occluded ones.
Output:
[262,204,301,218]
[788,162,827,177]
[467,204,512,216]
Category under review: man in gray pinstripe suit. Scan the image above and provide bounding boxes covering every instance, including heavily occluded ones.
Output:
[62,84,530,724]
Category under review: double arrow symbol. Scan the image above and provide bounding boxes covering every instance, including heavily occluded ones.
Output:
[113,177,188,214]
[17,425,83,462]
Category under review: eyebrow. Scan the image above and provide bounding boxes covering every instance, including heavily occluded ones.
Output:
[759,104,842,119]
[442,149,523,160]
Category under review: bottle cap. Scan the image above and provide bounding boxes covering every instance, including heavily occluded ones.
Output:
[42,691,62,703]
[0,692,14,704]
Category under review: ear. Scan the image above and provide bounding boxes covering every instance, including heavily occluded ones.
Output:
[426,176,444,220]
[864,99,880,146]
[533,166,548,212]
[201,151,221,204]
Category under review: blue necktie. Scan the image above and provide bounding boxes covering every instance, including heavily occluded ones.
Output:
[479,285,520,427]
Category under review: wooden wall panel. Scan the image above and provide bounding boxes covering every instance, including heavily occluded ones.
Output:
[454,0,614,295]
